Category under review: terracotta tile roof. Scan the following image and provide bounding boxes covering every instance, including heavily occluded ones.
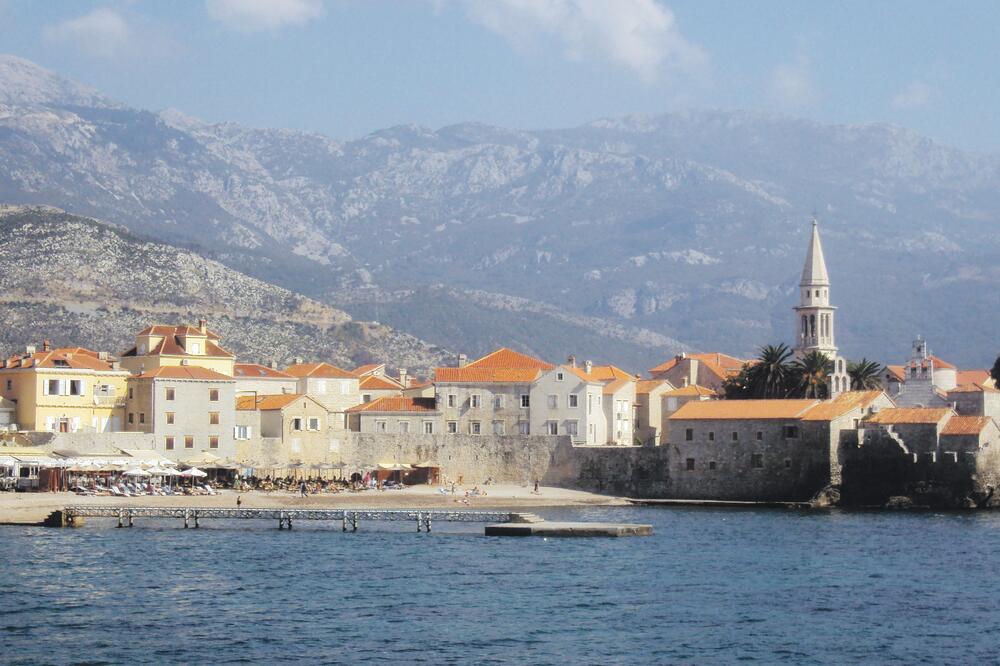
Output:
[587,365,635,381]
[125,324,233,358]
[234,363,294,380]
[434,367,541,384]
[549,365,602,384]
[134,366,233,381]
[948,382,999,394]
[941,415,994,436]
[602,378,634,395]
[284,362,356,379]
[669,399,818,420]
[664,384,718,398]
[801,391,886,421]
[864,407,952,426]
[1,347,120,372]
[929,355,956,370]
[885,365,905,382]
[636,379,671,395]
[236,393,306,411]
[649,352,747,381]
[352,363,384,377]
[138,324,221,341]
[466,348,554,370]
[956,370,991,386]
[347,397,438,413]
[359,375,402,391]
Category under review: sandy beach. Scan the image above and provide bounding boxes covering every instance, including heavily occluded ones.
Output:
[0,484,625,525]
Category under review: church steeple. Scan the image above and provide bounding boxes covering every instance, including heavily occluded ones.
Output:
[800,219,830,287]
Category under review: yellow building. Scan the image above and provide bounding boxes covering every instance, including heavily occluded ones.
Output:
[119,320,235,377]
[0,343,129,433]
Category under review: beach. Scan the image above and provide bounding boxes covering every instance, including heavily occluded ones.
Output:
[0,484,625,525]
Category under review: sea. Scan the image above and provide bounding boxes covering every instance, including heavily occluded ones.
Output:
[3,506,1000,665]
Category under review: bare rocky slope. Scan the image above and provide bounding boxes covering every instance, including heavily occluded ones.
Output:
[1,55,998,367]
[0,206,449,373]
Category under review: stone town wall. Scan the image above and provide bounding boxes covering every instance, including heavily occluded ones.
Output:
[23,431,157,454]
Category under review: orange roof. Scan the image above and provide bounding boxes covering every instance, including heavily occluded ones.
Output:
[942,415,994,436]
[929,355,956,370]
[801,391,886,421]
[956,369,991,385]
[134,366,233,381]
[352,363,384,376]
[434,367,541,384]
[649,352,746,381]
[664,384,718,398]
[948,382,999,394]
[465,348,554,370]
[636,379,671,395]
[284,362,355,379]
[885,365,905,382]
[669,399,818,420]
[137,324,221,341]
[864,407,951,426]
[234,363,294,380]
[124,324,233,358]
[1,347,120,372]
[587,365,635,381]
[602,377,634,395]
[236,394,307,411]
[359,375,402,391]
[347,397,438,413]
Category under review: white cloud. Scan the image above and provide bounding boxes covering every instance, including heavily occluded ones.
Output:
[892,80,935,109]
[768,55,818,109]
[458,0,706,82]
[42,7,130,59]
[206,0,325,32]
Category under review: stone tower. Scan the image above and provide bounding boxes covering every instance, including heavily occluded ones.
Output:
[793,219,850,396]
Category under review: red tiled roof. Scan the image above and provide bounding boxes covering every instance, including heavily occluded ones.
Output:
[234,363,295,380]
[352,363,384,377]
[360,375,402,391]
[236,394,307,411]
[134,366,233,381]
[602,378,634,395]
[137,324,221,341]
[801,391,886,421]
[1,347,120,372]
[587,365,635,381]
[347,397,438,413]
[942,415,994,436]
[649,352,747,381]
[885,365,905,382]
[948,382,999,394]
[956,370,991,386]
[284,362,356,379]
[864,407,951,426]
[434,367,541,384]
[669,399,818,420]
[663,384,718,398]
[636,379,671,395]
[465,348,554,370]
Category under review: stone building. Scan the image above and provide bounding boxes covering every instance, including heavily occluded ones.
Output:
[603,378,637,446]
[529,364,606,445]
[346,396,440,435]
[234,363,297,397]
[283,361,360,429]
[235,393,333,464]
[634,379,673,445]
[648,352,746,394]
[884,337,956,406]
[124,366,236,461]
[946,382,1000,422]
[119,321,235,377]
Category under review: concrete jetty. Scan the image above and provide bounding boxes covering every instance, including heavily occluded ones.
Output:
[485,521,652,537]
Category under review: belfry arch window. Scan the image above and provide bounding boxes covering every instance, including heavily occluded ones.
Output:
[809,314,816,337]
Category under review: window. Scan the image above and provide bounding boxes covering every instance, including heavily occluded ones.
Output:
[783,425,799,439]
[316,380,327,394]
[520,394,530,408]
[423,421,434,434]
[731,431,739,442]
[447,394,457,408]
[308,417,321,431]
[47,379,61,395]
[4,379,10,391]
[546,421,558,435]
[128,387,134,399]
[209,436,219,449]
[708,431,715,442]
[209,412,220,425]
[165,388,175,401]
[375,420,387,433]
[363,394,372,403]
[784,458,792,469]
[547,394,557,409]
[470,421,481,435]
[751,453,764,469]
[234,425,251,440]
[686,458,695,471]
[470,394,481,408]
[166,412,175,425]
[519,421,530,435]
[340,381,351,395]
[291,417,303,431]
[685,428,693,441]
[568,394,579,408]
[399,421,410,434]
[708,461,716,471]
[756,431,763,441]
[138,412,145,424]
[494,395,504,409]
[165,436,174,450]
[69,380,84,396]
[556,372,564,381]
[566,420,578,436]
[447,421,458,434]
[191,342,201,354]
[184,436,194,449]
[493,420,505,435]
[209,389,219,402]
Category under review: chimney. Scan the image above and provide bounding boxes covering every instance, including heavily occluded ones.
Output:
[198,318,208,334]
[111,361,120,371]
[25,345,36,355]
[688,359,699,387]
[399,368,409,388]
[458,354,468,368]
[269,360,278,369]
[98,351,109,361]
[683,377,689,387]
[42,340,51,352]
[584,360,593,374]
[567,355,577,368]
[294,357,303,366]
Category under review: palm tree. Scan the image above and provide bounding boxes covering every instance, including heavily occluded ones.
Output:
[847,358,884,390]
[747,343,794,399]
[722,363,754,399]
[789,351,834,399]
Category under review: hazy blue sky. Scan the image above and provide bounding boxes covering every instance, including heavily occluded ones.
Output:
[3,1,998,151]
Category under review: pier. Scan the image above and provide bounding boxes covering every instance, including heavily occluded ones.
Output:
[53,506,651,537]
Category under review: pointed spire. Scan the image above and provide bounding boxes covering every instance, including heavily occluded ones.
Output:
[800,218,830,286]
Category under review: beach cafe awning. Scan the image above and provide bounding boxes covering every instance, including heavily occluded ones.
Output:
[413,461,441,469]
[377,462,414,471]
[182,452,223,467]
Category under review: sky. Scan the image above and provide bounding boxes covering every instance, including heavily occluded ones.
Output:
[2,0,999,152]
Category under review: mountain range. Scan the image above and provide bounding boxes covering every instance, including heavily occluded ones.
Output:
[0,54,997,370]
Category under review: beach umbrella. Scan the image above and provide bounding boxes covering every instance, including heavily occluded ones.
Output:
[123,468,150,477]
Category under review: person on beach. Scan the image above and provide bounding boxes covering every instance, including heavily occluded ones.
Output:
[533,479,540,494]
[299,481,307,497]
[236,495,242,508]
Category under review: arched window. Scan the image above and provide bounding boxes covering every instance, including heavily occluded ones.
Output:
[801,315,808,336]
[809,314,816,337]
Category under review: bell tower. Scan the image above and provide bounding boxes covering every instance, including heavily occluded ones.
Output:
[793,219,850,395]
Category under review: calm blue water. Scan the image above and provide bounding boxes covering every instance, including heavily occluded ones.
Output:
[3,506,1000,664]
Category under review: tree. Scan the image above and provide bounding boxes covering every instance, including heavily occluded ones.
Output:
[789,351,834,399]
[847,358,884,390]
[747,344,794,399]
[991,356,1000,387]
[722,363,754,399]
